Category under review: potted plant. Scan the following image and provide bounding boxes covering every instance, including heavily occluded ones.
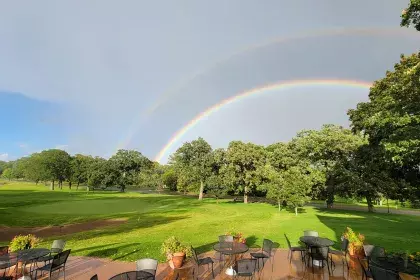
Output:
[9,234,40,252]
[225,231,247,244]
[342,227,365,257]
[9,234,41,275]
[161,236,192,269]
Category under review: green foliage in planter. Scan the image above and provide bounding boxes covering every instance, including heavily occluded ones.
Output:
[161,236,192,259]
[9,234,41,252]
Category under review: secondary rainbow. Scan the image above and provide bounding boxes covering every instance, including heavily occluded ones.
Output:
[154,79,372,163]
[116,26,417,152]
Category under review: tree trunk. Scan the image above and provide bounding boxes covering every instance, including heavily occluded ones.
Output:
[387,198,390,214]
[76,182,79,190]
[216,197,219,204]
[295,207,298,216]
[69,181,72,190]
[278,201,281,212]
[244,186,248,204]
[366,195,374,212]
[198,180,204,200]
[50,181,55,191]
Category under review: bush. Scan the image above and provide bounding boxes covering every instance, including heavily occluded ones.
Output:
[9,234,41,252]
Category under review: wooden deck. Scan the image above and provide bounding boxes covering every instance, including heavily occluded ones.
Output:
[5,249,418,279]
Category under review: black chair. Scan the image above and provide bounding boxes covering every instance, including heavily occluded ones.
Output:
[217,235,233,263]
[90,274,98,280]
[250,239,273,271]
[357,257,373,280]
[329,238,349,270]
[235,259,257,279]
[191,246,214,279]
[308,246,331,275]
[136,258,158,280]
[369,264,399,280]
[284,234,305,263]
[37,240,66,265]
[35,249,71,279]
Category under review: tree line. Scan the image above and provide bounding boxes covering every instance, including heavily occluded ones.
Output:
[1,1,419,212]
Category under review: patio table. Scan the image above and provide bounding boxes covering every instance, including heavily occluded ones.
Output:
[108,270,155,280]
[213,242,248,276]
[371,257,420,277]
[299,236,334,267]
[299,236,334,248]
[1,248,50,280]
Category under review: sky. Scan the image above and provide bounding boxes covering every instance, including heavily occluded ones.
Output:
[0,0,419,163]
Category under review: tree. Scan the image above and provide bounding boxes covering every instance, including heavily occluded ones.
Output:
[0,161,10,176]
[1,168,13,181]
[262,143,325,213]
[37,149,72,190]
[71,154,93,189]
[162,166,178,191]
[24,153,50,184]
[223,141,266,203]
[291,125,365,207]
[401,0,420,31]
[108,149,152,192]
[86,157,107,188]
[335,145,398,212]
[170,137,212,200]
[137,162,165,192]
[348,53,420,167]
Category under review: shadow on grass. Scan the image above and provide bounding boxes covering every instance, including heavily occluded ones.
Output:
[315,207,420,252]
[60,213,188,242]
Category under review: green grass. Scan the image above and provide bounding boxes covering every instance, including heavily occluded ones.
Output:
[1,181,420,262]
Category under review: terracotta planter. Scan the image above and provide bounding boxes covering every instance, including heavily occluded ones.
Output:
[171,252,185,269]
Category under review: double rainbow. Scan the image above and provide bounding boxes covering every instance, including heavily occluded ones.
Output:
[154,79,372,163]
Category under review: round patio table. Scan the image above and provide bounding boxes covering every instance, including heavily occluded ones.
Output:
[214,242,248,276]
[12,248,50,280]
[108,270,155,280]
[299,236,334,267]
[371,257,420,277]
[299,236,334,248]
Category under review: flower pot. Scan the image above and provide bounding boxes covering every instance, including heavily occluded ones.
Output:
[171,252,185,269]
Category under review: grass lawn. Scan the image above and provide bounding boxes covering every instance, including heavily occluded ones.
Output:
[1,181,420,262]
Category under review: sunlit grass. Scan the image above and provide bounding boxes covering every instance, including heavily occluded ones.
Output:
[1,181,419,261]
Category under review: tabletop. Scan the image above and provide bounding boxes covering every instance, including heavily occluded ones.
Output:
[17,248,50,262]
[299,236,335,248]
[371,257,420,276]
[109,270,155,280]
[213,242,249,255]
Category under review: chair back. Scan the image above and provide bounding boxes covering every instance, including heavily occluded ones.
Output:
[51,240,66,254]
[236,259,257,276]
[219,235,233,243]
[284,234,292,249]
[136,258,158,276]
[51,249,71,272]
[90,274,98,280]
[370,246,385,260]
[190,246,199,265]
[262,239,273,256]
[303,230,319,237]
[0,246,8,256]
[341,238,349,252]
[370,264,399,280]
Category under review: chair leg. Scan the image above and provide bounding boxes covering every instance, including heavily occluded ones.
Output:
[211,262,214,279]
